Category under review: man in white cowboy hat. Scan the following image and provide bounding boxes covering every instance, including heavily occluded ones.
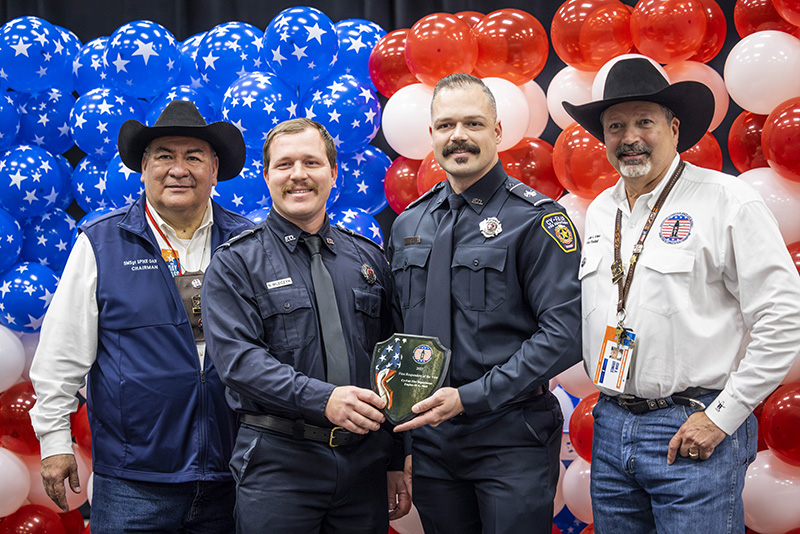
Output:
[30,100,253,532]
[564,57,800,533]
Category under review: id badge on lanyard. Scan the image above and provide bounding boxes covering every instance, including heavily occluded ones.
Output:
[594,324,635,392]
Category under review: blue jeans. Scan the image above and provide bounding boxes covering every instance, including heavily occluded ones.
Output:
[91,474,235,533]
[590,393,757,534]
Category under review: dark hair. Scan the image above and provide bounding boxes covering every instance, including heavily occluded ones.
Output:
[431,73,497,120]
[262,118,337,170]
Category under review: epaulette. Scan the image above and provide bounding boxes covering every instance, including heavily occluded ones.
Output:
[334,223,385,253]
[404,181,446,211]
[214,225,263,251]
[506,180,554,207]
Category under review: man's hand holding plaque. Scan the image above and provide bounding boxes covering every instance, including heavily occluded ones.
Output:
[370,334,451,425]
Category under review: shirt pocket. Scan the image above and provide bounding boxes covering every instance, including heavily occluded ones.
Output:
[451,245,507,311]
[353,288,383,352]
[391,245,431,309]
[578,251,602,318]
[255,286,315,350]
[637,250,694,316]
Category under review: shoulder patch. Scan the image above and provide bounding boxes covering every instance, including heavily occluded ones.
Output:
[506,180,554,207]
[405,181,446,211]
[335,224,385,253]
[541,212,578,253]
[215,225,262,251]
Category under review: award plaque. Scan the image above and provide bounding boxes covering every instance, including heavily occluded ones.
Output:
[370,334,451,425]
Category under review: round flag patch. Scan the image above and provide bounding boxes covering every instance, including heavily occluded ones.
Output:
[660,212,693,244]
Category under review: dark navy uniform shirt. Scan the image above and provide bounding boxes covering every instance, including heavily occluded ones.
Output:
[387,161,582,416]
[202,210,394,427]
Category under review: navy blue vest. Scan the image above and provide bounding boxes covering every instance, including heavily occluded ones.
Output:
[81,197,252,483]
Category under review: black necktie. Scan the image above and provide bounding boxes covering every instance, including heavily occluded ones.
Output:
[422,193,465,351]
[303,235,350,386]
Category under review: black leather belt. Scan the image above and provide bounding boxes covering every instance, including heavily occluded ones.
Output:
[239,413,365,448]
[612,387,720,415]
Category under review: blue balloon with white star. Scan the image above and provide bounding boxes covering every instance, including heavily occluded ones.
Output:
[0,262,60,333]
[51,25,82,93]
[70,86,144,160]
[195,22,265,97]
[53,154,74,211]
[221,72,298,151]
[301,72,381,153]
[146,85,216,126]
[0,145,62,219]
[213,148,270,215]
[105,20,180,99]
[0,93,21,153]
[263,7,339,94]
[72,155,111,212]
[176,32,205,87]
[0,17,69,93]
[20,207,76,273]
[329,207,384,247]
[105,152,142,208]
[333,19,385,90]
[0,207,22,275]
[18,88,76,155]
[72,37,110,95]
[335,146,391,214]
[245,206,270,224]
[72,206,115,247]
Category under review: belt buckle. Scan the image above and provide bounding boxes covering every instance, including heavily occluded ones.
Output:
[329,426,344,448]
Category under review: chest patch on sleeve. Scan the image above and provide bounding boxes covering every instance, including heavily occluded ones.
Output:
[659,212,693,244]
[541,212,577,253]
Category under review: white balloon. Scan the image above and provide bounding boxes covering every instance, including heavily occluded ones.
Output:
[557,362,599,400]
[553,460,567,517]
[552,384,576,433]
[742,449,800,534]
[0,324,26,393]
[557,193,593,244]
[23,444,91,512]
[592,54,669,101]
[739,167,800,245]
[391,503,424,534]
[663,61,729,131]
[519,80,549,139]
[563,456,593,524]
[18,332,39,382]
[724,31,800,115]
[547,67,596,130]
[0,448,31,517]
[87,471,94,505]
[483,77,530,152]
[382,83,435,160]
[781,350,800,385]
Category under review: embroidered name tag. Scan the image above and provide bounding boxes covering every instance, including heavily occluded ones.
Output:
[266,277,293,289]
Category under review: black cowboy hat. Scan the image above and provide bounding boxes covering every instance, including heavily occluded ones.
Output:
[117,100,246,181]
[563,58,715,153]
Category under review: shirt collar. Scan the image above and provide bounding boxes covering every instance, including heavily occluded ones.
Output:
[611,154,681,211]
[429,160,506,215]
[144,198,214,240]
[267,210,336,254]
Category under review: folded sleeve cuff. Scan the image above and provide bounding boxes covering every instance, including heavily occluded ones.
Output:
[704,390,751,436]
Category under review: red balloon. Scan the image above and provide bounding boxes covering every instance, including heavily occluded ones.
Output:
[763,96,800,182]
[0,380,40,455]
[472,9,549,84]
[787,242,800,277]
[369,30,419,99]
[751,397,770,452]
[734,0,800,38]
[551,0,633,72]
[83,522,91,534]
[568,392,600,462]
[689,0,728,63]
[552,123,619,200]
[774,0,800,26]
[630,0,707,64]
[552,525,563,534]
[455,11,484,28]
[385,157,422,214]
[416,152,446,196]
[761,381,800,466]
[3,505,66,534]
[681,132,723,172]
[581,525,596,534]
[59,510,85,534]
[70,403,92,457]
[404,13,478,87]
[728,111,768,174]
[500,138,564,200]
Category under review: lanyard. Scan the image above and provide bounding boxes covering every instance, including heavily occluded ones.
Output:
[612,160,685,323]
[145,202,184,275]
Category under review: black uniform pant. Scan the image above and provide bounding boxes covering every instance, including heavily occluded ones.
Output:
[411,391,563,534]
[230,424,393,534]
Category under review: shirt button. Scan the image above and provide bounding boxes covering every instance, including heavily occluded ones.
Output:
[473,259,479,267]
[403,259,408,267]
[283,302,291,309]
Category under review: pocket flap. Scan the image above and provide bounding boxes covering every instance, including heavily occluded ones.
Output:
[578,252,602,280]
[639,250,694,274]
[452,246,507,272]
[391,245,431,272]
[256,287,312,318]
[353,288,381,318]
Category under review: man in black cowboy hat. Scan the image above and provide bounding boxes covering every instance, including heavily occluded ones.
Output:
[30,100,253,532]
[565,57,800,533]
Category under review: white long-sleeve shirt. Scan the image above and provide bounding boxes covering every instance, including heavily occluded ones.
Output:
[29,200,214,459]
[580,157,800,434]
